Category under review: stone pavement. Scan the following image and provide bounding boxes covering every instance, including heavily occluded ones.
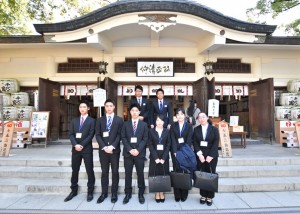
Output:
[1,191,300,213]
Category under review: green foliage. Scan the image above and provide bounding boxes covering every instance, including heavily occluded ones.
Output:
[0,0,112,35]
[247,0,300,35]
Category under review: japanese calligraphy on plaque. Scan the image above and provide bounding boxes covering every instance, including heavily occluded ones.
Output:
[137,61,173,77]
[295,121,300,151]
[0,121,15,157]
[218,121,232,158]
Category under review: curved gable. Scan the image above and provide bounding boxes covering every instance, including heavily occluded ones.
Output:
[34,0,276,35]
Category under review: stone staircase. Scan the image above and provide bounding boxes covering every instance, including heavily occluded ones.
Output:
[1,144,300,194]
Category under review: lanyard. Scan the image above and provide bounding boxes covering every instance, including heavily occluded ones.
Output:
[179,122,186,137]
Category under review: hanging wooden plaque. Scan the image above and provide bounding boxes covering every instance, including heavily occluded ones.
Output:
[218,121,232,158]
[0,121,15,157]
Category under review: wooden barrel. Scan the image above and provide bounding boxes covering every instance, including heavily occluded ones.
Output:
[0,93,11,107]
[0,79,19,93]
[16,106,36,120]
[11,92,29,106]
[280,93,298,106]
[3,106,17,120]
[291,107,300,120]
[287,80,300,93]
[275,106,291,120]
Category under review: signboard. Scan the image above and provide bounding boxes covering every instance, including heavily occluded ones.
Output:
[0,121,14,157]
[93,88,106,107]
[30,111,50,138]
[229,116,239,126]
[218,121,232,158]
[208,99,219,117]
[137,61,174,77]
[295,121,300,151]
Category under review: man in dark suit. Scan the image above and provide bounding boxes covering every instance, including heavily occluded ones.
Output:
[95,99,124,204]
[129,85,151,126]
[64,100,96,202]
[121,103,148,204]
[151,88,172,129]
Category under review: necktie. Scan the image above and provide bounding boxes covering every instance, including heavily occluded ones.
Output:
[133,121,137,135]
[159,101,163,111]
[79,117,84,130]
[138,99,141,106]
[107,116,112,131]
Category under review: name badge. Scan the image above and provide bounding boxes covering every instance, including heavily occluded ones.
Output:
[157,144,164,150]
[178,138,184,144]
[131,137,137,143]
[143,103,146,106]
[76,133,82,138]
[200,141,208,147]
[164,105,167,108]
[103,131,109,138]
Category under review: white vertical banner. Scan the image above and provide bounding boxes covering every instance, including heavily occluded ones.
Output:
[93,88,106,107]
[208,99,219,117]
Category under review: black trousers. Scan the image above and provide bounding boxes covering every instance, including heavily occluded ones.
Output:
[197,157,218,199]
[99,151,120,194]
[71,150,95,193]
[171,153,189,199]
[124,155,145,195]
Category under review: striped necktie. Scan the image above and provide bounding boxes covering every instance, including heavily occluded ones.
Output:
[159,101,163,111]
[133,121,137,135]
[107,116,112,131]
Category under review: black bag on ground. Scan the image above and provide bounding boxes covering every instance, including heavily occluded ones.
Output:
[170,170,192,190]
[148,164,171,193]
[193,164,219,192]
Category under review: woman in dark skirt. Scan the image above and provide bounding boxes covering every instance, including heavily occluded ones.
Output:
[148,114,171,203]
[170,108,194,202]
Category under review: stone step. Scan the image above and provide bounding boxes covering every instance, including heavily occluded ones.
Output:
[1,164,300,179]
[0,176,299,194]
[1,157,300,167]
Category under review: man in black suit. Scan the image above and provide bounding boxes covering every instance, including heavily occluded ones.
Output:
[151,88,172,129]
[95,99,124,204]
[64,100,96,202]
[129,85,151,126]
[121,103,148,204]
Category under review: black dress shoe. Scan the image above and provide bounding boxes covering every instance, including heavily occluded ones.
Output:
[200,197,206,204]
[181,197,187,202]
[206,198,213,206]
[160,198,165,203]
[97,193,108,204]
[111,193,118,203]
[175,197,180,202]
[87,192,93,202]
[123,194,131,204]
[138,194,145,204]
[64,191,77,202]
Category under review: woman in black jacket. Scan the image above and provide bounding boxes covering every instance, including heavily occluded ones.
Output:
[170,108,193,202]
[193,112,219,206]
[148,114,171,203]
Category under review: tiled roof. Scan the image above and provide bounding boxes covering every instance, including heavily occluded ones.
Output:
[0,35,45,43]
[226,36,300,45]
[34,0,277,35]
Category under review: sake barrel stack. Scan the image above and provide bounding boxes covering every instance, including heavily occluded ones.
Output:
[0,79,19,93]
[16,106,36,120]
[11,92,29,106]
[3,106,17,120]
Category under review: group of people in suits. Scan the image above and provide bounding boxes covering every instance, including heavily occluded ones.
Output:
[64,85,219,207]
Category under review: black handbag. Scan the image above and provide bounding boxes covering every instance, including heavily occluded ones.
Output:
[193,164,219,192]
[170,170,192,190]
[148,164,171,193]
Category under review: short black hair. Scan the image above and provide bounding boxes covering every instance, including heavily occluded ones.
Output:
[104,98,114,105]
[135,85,143,92]
[79,100,90,108]
[129,103,141,111]
[176,107,185,115]
[156,88,164,95]
[156,114,165,122]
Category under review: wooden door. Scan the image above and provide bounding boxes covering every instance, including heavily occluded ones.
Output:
[192,77,215,114]
[38,78,60,141]
[103,77,118,115]
[249,78,274,141]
